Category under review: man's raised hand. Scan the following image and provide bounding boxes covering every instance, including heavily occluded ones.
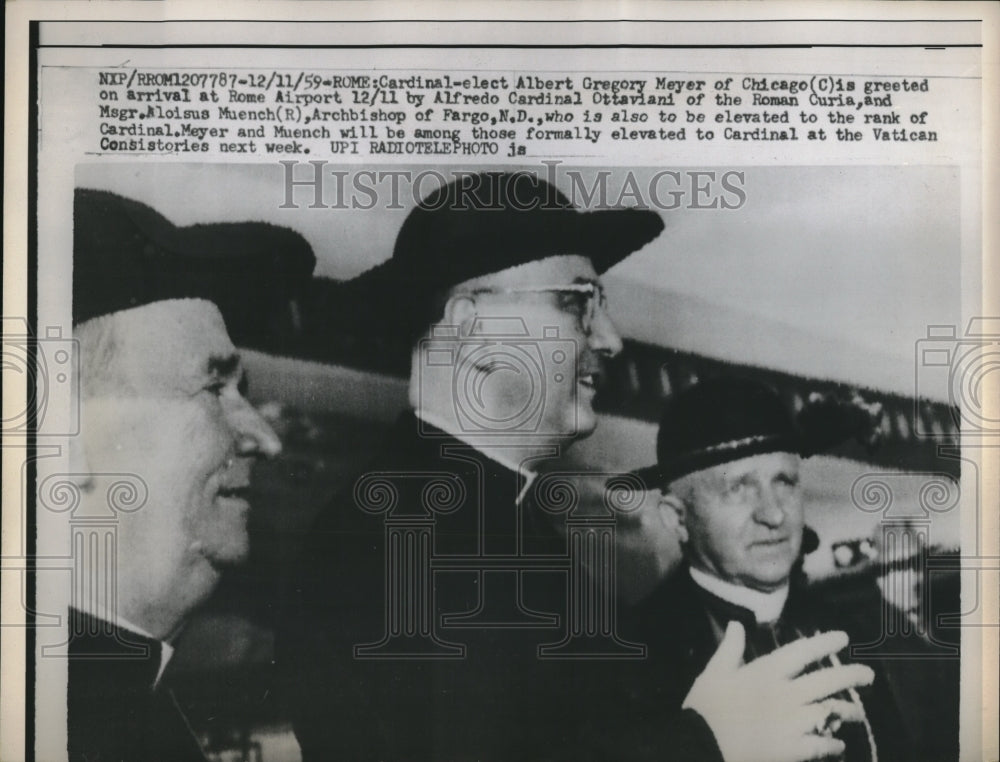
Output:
[682,622,874,762]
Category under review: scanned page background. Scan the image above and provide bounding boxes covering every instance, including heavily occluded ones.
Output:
[4,3,997,762]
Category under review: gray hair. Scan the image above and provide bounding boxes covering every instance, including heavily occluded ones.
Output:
[74,313,130,398]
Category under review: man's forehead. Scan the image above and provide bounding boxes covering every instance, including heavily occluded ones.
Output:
[472,254,599,288]
[108,299,239,386]
[697,451,801,485]
[115,298,232,345]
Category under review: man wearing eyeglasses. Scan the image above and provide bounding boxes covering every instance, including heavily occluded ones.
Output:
[414,265,618,452]
[280,172,875,762]
[280,171,664,760]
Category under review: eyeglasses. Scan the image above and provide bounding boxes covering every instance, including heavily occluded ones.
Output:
[457,282,609,333]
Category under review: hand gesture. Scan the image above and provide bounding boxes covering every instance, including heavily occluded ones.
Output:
[682,622,873,762]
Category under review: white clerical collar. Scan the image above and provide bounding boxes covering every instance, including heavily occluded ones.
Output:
[688,566,789,624]
[77,606,174,687]
[414,409,538,503]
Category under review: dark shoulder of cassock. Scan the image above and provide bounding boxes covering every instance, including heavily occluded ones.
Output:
[619,565,950,762]
[278,412,723,762]
[67,608,207,762]
[67,189,317,762]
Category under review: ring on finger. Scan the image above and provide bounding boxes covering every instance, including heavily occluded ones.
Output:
[814,710,841,736]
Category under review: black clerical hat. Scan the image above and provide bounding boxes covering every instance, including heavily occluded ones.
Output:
[633,377,879,487]
[73,188,316,338]
[335,171,664,338]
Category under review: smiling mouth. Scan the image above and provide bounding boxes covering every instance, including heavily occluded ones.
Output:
[217,486,251,500]
[753,537,789,547]
[578,372,601,391]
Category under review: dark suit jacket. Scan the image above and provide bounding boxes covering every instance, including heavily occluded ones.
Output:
[67,608,206,762]
[279,412,723,762]
[622,568,946,762]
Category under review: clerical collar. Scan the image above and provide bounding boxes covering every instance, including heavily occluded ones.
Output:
[76,606,175,687]
[688,567,789,624]
[414,409,538,503]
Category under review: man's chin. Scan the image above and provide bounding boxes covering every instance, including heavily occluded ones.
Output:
[203,538,251,568]
[745,566,794,592]
[572,406,598,439]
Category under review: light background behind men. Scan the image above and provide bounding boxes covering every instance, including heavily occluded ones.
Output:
[41,163,965,760]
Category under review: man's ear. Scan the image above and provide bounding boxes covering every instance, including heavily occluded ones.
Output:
[658,492,688,544]
[443,293,478,337]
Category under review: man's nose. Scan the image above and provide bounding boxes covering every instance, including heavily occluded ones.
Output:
[226,396,282,458]
[753,489,786,528]
[588,305,624,358]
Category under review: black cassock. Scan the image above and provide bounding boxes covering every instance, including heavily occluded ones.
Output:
[279,411,724,762]
[67,608,206,762]
[621,567,957,762]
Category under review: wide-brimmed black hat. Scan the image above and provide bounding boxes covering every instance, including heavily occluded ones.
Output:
[335,171,665,338]
[73,188,316,339]
[633,376,880,488]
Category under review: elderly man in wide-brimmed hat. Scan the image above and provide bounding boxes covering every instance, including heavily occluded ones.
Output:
[623,376,924,762]
[282,171,664,760]
[280,174,880,762]
[67,189,313,762]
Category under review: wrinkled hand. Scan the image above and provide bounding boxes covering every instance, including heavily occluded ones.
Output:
[682,622,873,762]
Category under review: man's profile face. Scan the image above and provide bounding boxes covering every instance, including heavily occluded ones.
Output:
[674,451,804,592]
[75,299,281,623]
[454,254,623,440]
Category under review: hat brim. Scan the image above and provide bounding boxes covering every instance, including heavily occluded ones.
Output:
[630,432,808,490]
[333,206,664,338]
[74,189,316,331]
[631,391,879,490]
[571,207,667,274]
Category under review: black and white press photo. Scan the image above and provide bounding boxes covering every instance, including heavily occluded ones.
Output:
[3,6,996,762]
